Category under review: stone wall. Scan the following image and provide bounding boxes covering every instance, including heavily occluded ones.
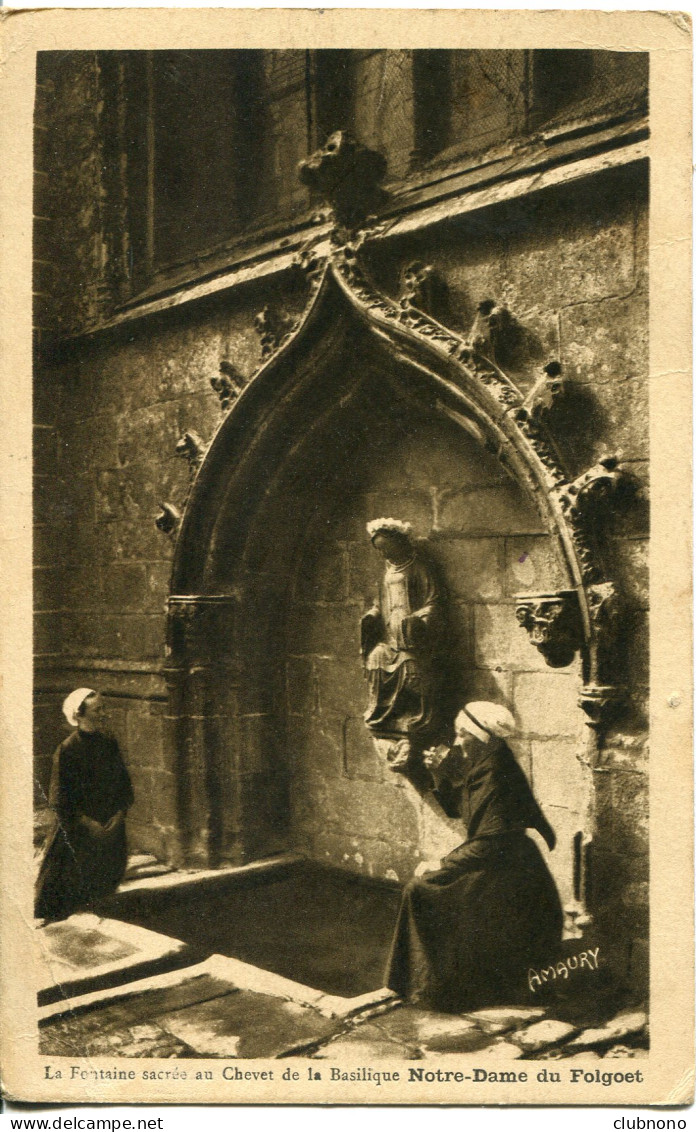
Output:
[34,53,109,340]
[33,57,648,989]
[33,293,273,858]
[285,409,587,909]
[364,166,650,985]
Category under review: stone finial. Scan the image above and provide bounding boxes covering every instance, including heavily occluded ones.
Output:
[298,130,388,229]
[175,430,206,476]
[515,589,583,668]
[518,361,564,421]
[468,298,512,365]
[254,305,296,360]
[155,502,180,535]
[211,361,247,411]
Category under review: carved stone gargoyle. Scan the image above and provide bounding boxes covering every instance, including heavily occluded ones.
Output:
[515,590,583,668]
[298,130,389,230]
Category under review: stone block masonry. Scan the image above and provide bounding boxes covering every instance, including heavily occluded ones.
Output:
[285,411,589,901]
[33,56,648,994]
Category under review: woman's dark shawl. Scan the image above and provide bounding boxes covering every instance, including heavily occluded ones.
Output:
[35,729,134,921]
[386,737,563,1012]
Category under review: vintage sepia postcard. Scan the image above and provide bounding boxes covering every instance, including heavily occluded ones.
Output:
[0,7,692,1107]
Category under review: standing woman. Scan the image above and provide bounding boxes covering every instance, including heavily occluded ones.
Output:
[385,701,563,1013]
[35,688,134,923]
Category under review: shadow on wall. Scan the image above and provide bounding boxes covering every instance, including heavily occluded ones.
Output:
[278,383,586,898]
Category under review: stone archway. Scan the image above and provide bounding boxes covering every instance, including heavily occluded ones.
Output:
[165,251,629,939]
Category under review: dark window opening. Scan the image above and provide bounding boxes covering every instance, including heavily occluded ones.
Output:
[532,49,648,132]
[312,49,357,142]
[412,50,451,163]
[74,48,648,300]
[533,49,595,126]
[150,51,264,269]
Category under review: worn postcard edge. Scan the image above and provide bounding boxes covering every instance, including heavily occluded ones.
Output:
[0,6,692,1106]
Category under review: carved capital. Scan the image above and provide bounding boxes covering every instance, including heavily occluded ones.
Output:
[167,594,238,666]
[515,589,583,668]
[298,130,388,229]
[155,502,180,535]
[254,305,296,360]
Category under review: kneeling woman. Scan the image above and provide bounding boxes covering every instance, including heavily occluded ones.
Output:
[386,701,563,1013]
[35,688,134,922]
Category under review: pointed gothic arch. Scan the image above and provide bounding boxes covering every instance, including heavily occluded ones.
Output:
[163,247,626,936]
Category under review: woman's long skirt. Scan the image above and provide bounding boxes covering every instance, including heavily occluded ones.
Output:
[386,832,564,1013]
[35,820,128,922]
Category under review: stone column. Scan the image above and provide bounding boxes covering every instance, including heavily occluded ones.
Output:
[165,595,241,867]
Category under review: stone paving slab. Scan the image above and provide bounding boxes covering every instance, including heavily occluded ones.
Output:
[313,1021,420,1060]
[561,1051,604,1062]
[40,966,343,1059]
[38,958,243,1060]
[563,1010,648,1053]
[39,978,649,1062]
[463,1006,547,1035]
[155,989,342,1058]
[35,914,187,1003]
[183,954,394,1021]
[373,1006,494,1055]
[33,915,649,1063]
[40,960,242,1026]
[511,1019,579,1053]
[40,1006,198,1059]
[602,1044,648,1059]
[475,1040,525,1059]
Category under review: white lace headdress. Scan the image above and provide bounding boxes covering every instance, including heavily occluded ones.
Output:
[366,518,413,540]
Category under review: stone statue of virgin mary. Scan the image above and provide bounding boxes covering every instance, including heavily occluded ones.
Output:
[361,519,443,769]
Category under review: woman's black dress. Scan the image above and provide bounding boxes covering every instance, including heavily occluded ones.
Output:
[35,729,134,922]
[385,736,563,1013]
